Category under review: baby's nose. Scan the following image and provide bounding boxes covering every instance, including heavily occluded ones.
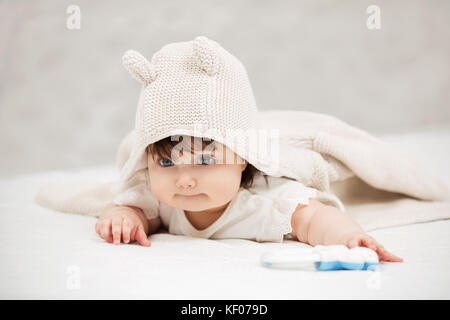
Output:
[175,174,197,189]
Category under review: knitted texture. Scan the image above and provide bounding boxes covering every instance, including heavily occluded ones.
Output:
[113,36,449,208]
[119,36,265,184]
[122,50,157,85]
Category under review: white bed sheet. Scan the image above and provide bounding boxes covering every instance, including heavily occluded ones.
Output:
[1,128,449,299]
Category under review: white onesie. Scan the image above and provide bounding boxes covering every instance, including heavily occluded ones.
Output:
[113,173,345,243]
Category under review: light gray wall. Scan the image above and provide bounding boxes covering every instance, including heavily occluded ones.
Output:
[1,0,449,179]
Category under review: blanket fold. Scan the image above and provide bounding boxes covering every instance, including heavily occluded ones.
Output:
[35,111,450,231]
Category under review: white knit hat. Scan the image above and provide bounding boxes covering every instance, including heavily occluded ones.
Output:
[119,36,279,183]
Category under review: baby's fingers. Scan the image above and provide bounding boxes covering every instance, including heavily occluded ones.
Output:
[122,217,132,244]
[95,221,100,235]
[111,216,123,245]
[99,220,113,243]
[377,247,403,262]
[360,236,378,252]
[135,225,151,247]
[361,238,403,263]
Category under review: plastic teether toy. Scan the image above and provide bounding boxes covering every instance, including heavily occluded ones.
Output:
[261,245,379,271]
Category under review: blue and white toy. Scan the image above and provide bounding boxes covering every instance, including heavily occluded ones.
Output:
[261,245,379,271]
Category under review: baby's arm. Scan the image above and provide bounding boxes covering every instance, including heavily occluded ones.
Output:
[289,199,403,262]
[95,203,161,246]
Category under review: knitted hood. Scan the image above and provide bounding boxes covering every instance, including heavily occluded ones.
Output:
[119,36,279,184]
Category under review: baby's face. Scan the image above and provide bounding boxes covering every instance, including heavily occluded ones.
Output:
[147,141,247,214]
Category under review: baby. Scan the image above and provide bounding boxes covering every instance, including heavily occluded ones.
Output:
[96,134,402,262]
[95,36,402,263]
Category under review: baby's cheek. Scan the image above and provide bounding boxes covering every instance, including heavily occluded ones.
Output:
[209,166,241,200]
[148,172,170,199]
[151,186,173,207]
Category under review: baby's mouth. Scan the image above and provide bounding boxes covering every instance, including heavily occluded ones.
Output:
[176,193,204,198]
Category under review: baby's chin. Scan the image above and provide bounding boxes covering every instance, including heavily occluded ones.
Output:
[172,194,232,213]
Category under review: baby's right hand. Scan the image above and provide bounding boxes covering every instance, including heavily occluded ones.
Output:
[95,204,151,247]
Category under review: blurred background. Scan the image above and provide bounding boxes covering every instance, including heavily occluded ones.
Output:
[0,0,449,179]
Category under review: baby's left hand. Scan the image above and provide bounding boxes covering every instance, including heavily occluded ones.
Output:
[339,232,403,262]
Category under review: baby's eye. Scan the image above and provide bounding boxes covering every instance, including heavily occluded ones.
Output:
[196,155,215,166]
[159,158,174,167]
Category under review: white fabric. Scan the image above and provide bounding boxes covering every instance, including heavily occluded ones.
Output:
[2,129,450,298]
[1,163,450,298]
[31,34,450,249]
[159,175,326,243]
[35,118,450,233]
[255,110,449,201]
[110,35,449,225]
[109,110,450,223]
[33,35,449,226]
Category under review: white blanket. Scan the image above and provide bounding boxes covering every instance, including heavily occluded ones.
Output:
[1,129,450,299]
[35,111,450,231]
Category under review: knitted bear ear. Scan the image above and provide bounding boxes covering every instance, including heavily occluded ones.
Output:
[122,50,157,86]
[193,36,220,76]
